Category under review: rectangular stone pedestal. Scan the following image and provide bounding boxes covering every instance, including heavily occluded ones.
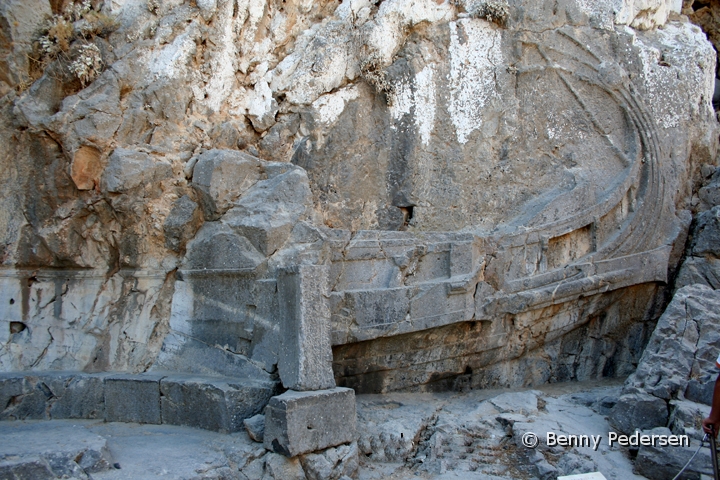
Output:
[264,387,356,457]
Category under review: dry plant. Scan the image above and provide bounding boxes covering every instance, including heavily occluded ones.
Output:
[360,54,395,103]
[31,0,118,89]
[452,0,510,27]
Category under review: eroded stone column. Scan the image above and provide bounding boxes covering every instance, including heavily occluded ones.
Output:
[276,265,335,391]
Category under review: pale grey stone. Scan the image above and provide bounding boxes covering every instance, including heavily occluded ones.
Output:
[264,387,356,457]
[223,167,312,256]
[0,421,112,477]
[276,265,335,391]
[191,149,262,219]
[0,456,56,480]
[263,452,306,480]
[104,374,162,424]
[101,148,173,193]
[299,442,359,480]
[183,222,264,271]
[489,391,540,416]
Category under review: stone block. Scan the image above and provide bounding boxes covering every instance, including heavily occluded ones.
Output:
[277,265,335,391]
[0,374,49,420]
[264,387,356,457]
[34,372,105,420]
[191,149,262,219]
[263,452,305,480]
[104,373,162,424]
[183,222,264,271]
[223,168,312,255]
[160,375,275,433]
[101,148,173,193]
[635,428,712,479]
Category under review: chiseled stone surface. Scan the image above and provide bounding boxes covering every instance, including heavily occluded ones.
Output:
[160,374,276,433]
[0,371,277,434]
[104,373,163,425]
[277,265,335,391]
[264,387,357,457]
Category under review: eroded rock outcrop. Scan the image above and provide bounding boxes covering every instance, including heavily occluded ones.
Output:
[0,0,717,403]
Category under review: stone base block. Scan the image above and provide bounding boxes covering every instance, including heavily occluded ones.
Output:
[0,371,279,432]
[0,372,107,421]
[264,387,356,457]
[104,373,163,424]
[160,375,276,432]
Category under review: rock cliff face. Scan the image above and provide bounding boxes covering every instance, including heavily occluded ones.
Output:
[0,0,717,392]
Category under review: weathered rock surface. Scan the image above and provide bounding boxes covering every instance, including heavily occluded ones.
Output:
[0,0,717,413]
[607,283,720,478]
[264,387,357,457]
[610,284,720,428]
[244,413,266,443]
[0,371,276,433]
[355,381,643,480]
[0,420,113,479]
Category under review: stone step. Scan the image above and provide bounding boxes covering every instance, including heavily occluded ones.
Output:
[0,371,279,433]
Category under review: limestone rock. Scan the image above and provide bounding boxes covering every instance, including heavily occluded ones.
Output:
[223,167,312,256]
[0,0,52,87]
[71,146,105,191]
[277,265,335,392]
[676,203,720,290]
[160,375,276,433]
[192,149,263,220]
[163,195,203,252]
[0,421,113,478]
[299,442,359,480]
[263,452,306,480]
[183,222,264,271]
[104,373,163,425]
[635,427,713,479]
[610,284,720,433]
[608,392,669,434]
[0,0,718,418]
[101,148,173,194]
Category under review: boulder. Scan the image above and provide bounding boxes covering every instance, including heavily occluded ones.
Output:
[163,195,203,252]
[191,149,263,219]
[223,166,312,256]
[101,148,173,194]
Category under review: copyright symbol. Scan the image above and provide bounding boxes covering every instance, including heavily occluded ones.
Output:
[522,432,539,448]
